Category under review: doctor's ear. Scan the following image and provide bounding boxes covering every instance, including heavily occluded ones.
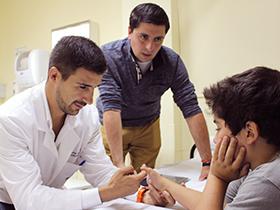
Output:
[245,121,259,144]
[48,66,61,81]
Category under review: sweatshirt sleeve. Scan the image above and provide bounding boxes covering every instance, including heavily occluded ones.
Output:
[171,56,202,118]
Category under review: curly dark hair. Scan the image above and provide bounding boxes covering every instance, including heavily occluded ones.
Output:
[203,66,280,147]
[49,36,107,80]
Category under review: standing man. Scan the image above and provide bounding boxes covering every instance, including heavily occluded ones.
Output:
[0,36,167,210]
[97,3,211,180]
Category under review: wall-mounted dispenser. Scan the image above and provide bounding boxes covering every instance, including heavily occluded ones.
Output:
[14,49,49,93]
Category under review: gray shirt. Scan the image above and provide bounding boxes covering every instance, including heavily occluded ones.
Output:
[96,38,201,127]
[225,156,280,210]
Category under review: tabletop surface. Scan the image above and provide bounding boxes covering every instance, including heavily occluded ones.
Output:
[92,158,206,210]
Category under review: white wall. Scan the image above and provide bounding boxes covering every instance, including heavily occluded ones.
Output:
[178,0,280,137]
[0,0,187,167]
[0,0,123,98]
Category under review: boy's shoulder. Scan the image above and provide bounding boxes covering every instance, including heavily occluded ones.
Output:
[225,157,280,209]
[257,156,280,188]
[241,156,280,190]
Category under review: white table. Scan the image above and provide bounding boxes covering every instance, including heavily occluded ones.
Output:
[157,158,206,193]
[92,158,206,210]
[94,198,187,210]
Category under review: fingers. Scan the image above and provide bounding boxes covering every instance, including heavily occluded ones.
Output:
[117,165,147,183]
[148,182,163,204]
[142,190,157,205]
[213,136,223,161]
[140,164,156,177]
[232,146,246,168]
[140,164,152,173]
[135,170,147,181]
[224,137,238,164]
[216,136,240,164]
[161,191,175,207]
[120,165,135,175]
[218,136,230,161]
[140,165,160,182]
[145,187,175,207]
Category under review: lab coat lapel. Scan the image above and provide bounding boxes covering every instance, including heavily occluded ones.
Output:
[34,82,59,159]
[50,116,81,182]
[41,131,58,159]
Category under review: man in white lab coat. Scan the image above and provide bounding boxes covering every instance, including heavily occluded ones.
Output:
[0,36,171,210]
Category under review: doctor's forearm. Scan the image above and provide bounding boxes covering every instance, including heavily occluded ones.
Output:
[103,110,123,166]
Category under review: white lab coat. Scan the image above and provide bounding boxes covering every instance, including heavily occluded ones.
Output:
[0,83,117,210]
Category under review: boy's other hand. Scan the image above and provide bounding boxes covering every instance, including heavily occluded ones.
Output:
[211,136,250,183]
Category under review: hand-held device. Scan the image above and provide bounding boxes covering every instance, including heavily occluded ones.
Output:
[140,174,190,186]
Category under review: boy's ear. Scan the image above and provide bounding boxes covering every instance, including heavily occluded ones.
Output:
[245,121,259,144]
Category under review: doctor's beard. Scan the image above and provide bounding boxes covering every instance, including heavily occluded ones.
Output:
[56,89,86,115]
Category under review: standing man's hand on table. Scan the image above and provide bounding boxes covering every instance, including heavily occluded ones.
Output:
[186,113,212,181]
[199,165,210,181]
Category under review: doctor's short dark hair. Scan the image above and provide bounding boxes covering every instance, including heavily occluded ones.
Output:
[203,66,280,147]
[49,36,107,80]
[129,3,170,33]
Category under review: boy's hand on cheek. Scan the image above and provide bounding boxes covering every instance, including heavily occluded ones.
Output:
[211,136,250,183]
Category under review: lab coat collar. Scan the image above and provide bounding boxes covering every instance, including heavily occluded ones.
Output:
[32,81,52,132]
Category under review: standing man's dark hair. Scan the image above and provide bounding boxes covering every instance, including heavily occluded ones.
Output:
[49,36,107,80]
[129,3,170,33]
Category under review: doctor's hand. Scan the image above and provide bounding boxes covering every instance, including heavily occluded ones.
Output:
[211,136,250,183]
[99,166,146,202]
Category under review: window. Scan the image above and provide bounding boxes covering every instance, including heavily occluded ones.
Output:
[51,21,90,48]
